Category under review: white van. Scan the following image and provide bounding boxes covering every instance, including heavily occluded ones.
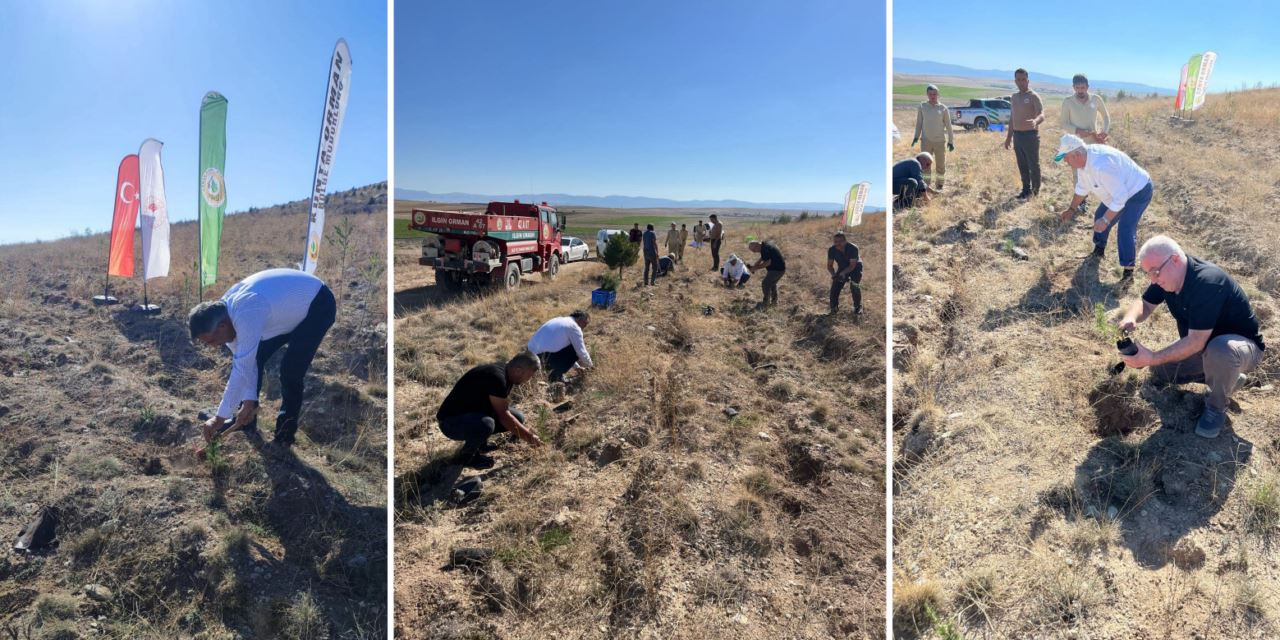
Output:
[595,229,626,258]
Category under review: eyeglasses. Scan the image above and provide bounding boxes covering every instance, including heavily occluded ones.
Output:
[1145,254,1175,280]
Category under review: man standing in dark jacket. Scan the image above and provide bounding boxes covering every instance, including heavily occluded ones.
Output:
[642,224,659,286]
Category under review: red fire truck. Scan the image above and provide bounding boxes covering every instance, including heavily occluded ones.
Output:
[410,200,565,290]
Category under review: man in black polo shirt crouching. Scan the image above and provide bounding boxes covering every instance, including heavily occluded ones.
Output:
[437,352,544,468]
[747,240,786,309]
[828,231,862,316]
[1118,235,1265,439]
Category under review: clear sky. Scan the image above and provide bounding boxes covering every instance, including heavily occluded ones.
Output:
[396,0,886,209]
[894,0,1280,91]
[0,1,387,245]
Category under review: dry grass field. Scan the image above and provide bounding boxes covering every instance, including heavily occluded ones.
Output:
[892,91,1280,638]
[394,212,886,638]
[0,184,388,638]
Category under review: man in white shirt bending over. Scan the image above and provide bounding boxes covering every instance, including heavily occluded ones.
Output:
[189,268,337,451]
[527,310,593,383]
[1055,134,1154,283]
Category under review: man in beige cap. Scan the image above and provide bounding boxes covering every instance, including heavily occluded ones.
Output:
[1055,133,1153,282]
[912,85,955,190]
[1003,68,1045,199]
[1060,74,1111,211]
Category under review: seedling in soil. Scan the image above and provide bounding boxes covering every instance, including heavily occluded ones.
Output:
[206,439,229,474]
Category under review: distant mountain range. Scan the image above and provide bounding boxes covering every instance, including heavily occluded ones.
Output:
[895,58,1176,96]
[394,189,869,212]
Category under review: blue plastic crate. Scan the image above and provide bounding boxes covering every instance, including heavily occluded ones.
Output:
[591,288,616,308]
[989,122,1006,132]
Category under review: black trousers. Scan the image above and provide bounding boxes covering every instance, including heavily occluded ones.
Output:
[831,269,862,312]
[710,238,723,270]
[1013,130,1041,195]
[761,270,784,306]
[439,408,526,453]
[893,178,925,209]
[538,345,579,382]
[643,254,658,285]
[250,284,336,444]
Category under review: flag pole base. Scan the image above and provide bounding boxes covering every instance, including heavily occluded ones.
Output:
[92,295,120,306]
[136,304,162,315]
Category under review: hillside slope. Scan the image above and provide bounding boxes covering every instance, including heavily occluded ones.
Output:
[394,215,886,639]
[893,92,1280,638]
[0,184,388,638]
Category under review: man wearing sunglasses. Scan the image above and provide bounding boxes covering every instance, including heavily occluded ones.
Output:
[1117,235,1265,439]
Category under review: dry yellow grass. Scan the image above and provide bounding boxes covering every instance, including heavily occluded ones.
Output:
[394,213,887,639]
[893,92,1280,637]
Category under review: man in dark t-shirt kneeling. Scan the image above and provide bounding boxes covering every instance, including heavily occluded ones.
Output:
[436,352,544,468]
[828,231,862,316]
[1118,235,1265,439]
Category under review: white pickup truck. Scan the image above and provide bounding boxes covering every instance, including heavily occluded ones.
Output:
[950,98,1012,130]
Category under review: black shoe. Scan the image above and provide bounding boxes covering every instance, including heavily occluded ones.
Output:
[1081,244,1104,260]
[456,451,495,470]
[854,308,863,315]
[1119,268,1134,282]
[1016,190,1031,200]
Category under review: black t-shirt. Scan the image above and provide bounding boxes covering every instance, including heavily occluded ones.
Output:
[829,243,860,274]
[1141,256,1265,350]
[759,242,786,272]
[629,228,642,243]
[437,363,513,419]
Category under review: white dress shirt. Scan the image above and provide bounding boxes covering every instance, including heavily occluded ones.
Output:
[217,269,324,419]
[527,316,593,368]
[1075,145,1151,211]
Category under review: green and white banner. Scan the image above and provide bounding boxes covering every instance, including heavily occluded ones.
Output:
[198,92,228,287]
[1191,51,1216,111]
[1182,54,1203,115]
[303,39,353,274]
[844,182,869,228]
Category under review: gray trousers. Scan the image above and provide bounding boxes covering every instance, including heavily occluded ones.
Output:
[1151,334,1262,411]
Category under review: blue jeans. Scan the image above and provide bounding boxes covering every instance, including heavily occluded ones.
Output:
[1093,181,1153,268]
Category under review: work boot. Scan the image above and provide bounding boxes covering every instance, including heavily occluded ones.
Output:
[456,451,495,470]
[273,416,298,447]
[1195,405,1226,439]
[1016,190,1031,200]
[1082,244,1105,260]
[1119,268,1134,283]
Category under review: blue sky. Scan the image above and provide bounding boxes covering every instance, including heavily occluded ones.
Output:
[0,1,387,245]
[894,0,1280,91]
[395,0,886,209]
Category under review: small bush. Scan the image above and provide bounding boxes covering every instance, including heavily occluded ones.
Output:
[1246,478,1280,535]
[893,580,943,635]
[34,594,78,623]
[69,453,122,480]
[282,591,329,640]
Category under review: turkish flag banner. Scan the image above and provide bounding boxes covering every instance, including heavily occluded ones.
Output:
[108,154,141,278]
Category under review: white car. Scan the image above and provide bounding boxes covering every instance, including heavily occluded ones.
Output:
[560,236,591,262]
[595,229,626,257]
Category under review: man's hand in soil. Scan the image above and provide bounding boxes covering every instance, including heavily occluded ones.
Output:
[1058,209,1077,224]
[515,424,544,447]
[1120,341,1155,369]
